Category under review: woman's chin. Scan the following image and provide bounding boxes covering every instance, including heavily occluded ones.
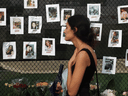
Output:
[65,38,69,41]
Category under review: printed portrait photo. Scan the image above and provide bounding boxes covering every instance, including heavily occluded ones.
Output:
[90,23,102,41]
[118,5,128,24]
[45,40,53,52]
[0,12,4,21]
[13,18,21,29]
[3,42,16,59]
[23,42,37,59]
[46,4,60,22]
[31,21,39,29]
[0,8,6,26]
[24,0,38,9]
[10,17,24,34]
[28,16,42,34]
[42,38,55,56]
[102,56,117,74]
[61,8,75,26]
[60,26,73,45]
[108,30,122,47]
[87,4,101,21]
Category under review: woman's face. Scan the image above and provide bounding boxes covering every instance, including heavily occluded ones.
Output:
[46,41,50,47]
[29,46,32,51]
[64,22,75,41]
[27,46,30,51]
[32,23,36,28]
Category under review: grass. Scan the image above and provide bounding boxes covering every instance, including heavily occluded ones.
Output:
[0,69,128,96]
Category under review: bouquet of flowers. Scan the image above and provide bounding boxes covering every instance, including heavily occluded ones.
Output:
[6,77,30,96]
[100,89,116,96]
[34,80,49,96]
[123,91,128,96]
[5,78,53,96]
[90,84,98,96]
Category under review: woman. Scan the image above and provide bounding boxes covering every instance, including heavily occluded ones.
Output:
[6,45,13,55]
[56,15,97,96]
[45,40,53,52]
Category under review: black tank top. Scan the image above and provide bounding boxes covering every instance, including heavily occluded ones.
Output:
[66,48,96,96]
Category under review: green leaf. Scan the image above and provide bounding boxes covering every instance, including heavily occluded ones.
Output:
[106,79,115,90]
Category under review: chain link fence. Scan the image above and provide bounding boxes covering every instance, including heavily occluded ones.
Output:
[0,0,128,96]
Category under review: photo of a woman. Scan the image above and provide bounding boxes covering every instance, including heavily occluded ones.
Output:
[3,42,16,59]
[6,45,14,55]
[45,40,53,52]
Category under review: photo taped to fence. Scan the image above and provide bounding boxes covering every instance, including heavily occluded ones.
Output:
[90,23,102,41]
[118,5,128,24]
[102,56,117,74]
[87,3,101,21]
[10,17,24,35]
[23,42,37,59]
[28,16,42,34]
[3,42,16,59]
[108,30,122,47]
[61,8,75,26]
[0,8,6,26]
[24,0,38,9]
[42,38,55,56]
[46,4,60,22]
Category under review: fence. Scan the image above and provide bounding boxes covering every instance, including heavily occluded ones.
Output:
[0,0,128,96]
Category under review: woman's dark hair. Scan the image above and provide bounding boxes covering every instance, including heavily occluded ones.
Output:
[68,15,96,48]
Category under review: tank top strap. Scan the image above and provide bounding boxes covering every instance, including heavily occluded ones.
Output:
[79,48,96,70]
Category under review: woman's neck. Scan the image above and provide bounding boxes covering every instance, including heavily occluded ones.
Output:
[71,37,88,51]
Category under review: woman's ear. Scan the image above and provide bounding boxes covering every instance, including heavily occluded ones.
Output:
[74,27,78,33]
